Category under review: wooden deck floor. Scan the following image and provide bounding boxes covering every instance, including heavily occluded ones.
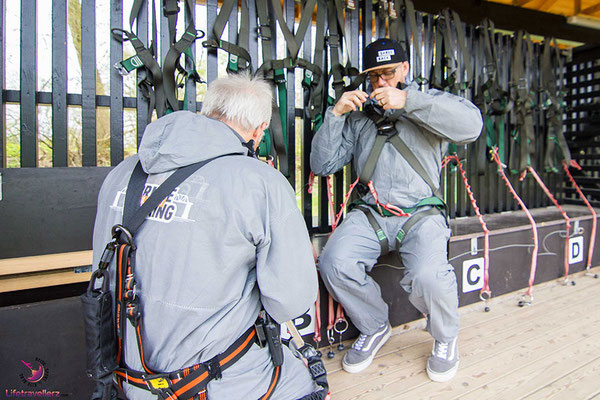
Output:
[323,267,600,399]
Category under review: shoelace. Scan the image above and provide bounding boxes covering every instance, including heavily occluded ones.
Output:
[352,334,367,351]
[435,341,449,359]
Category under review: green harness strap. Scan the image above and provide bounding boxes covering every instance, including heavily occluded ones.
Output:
[396,207,443,245]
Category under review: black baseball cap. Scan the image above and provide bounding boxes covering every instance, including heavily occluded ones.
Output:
[362,38,408,74]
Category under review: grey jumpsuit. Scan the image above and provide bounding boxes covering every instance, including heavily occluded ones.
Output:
[92,111,320,399]
[310,83,483,342]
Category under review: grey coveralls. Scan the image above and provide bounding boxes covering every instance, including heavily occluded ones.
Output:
[310,83,483,342]
[92,111,320,399]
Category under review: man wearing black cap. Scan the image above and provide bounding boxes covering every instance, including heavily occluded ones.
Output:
[310,38,482,381]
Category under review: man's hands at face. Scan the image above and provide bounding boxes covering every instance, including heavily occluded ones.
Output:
[370,87,407,111]
[331,90,369,117]
[330,87,407,117]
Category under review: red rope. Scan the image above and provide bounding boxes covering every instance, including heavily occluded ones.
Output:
[563,160,597,271]
[442,156,491,299]
[523,166,572,281]
[367,181,411,218]
[491,148,539,299]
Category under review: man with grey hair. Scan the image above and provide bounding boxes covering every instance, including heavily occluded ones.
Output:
[91,72,322,399]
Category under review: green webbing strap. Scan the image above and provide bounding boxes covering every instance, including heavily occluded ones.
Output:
[269,0,317,61]
[388,134,443,199]
[356,206,389,255]
[396,207,442,245]
[353,196,445,217]
[359,135,388,186]
[112,28,166,119]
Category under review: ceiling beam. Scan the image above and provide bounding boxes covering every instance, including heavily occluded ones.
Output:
[581,3,600,16]
[575,0,581,14]
[411,0,599,44]
[539,0,559,12]
[512,0,535,6]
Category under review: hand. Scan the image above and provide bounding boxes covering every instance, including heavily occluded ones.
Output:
[370,87,407,111]
[332,90,369,117]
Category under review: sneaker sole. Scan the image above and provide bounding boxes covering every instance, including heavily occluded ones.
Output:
[426,361,459,382]
[342,329,391,374]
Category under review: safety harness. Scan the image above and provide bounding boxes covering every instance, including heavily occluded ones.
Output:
[255,0,326,176]
[112,0,204,123]
[541,38,571,172]
[509,30,537,175]
[83,155,288,400]
[473,19,513,174]
[354,104,447,254]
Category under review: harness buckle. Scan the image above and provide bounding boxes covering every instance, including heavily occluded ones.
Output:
[204,356,222,380]
[143,374,176,400]
[257,25,272,41]
[516,77,528,90]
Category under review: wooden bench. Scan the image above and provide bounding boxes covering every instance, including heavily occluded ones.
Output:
[0,251,93,293]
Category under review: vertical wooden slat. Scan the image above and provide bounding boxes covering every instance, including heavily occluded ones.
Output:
[302,2,313,229]
[136,0,148,143]
[184,0,197,113]
[20,0,37,167]
[52,0,68,167]
[206,0,218,83]
[285,0,295,187]
[81,0,96,166]
[0,0,5,167]
[362,0,372,47]
[248,0,259,72]
[110,0,123,165]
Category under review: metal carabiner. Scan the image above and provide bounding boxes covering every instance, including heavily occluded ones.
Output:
[112,224,135,247]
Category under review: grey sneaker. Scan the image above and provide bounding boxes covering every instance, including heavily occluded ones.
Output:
[342,322,391,374]
[426,337,459,382]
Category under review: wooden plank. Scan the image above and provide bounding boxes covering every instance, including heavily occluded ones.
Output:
[285,0,295,188]
[460,337,600,399]
[110,0,124,165]
[301,1,313,229]
[81,0,97,166]
[52,0,68,167]
[0,251,93,276]
[206,0,218,83]
[524,356,600,399]
[0,269,92,293]
[0,0,5,167]
[20,0,37,167]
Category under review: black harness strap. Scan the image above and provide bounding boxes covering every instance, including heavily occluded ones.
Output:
[541,38,570,172]
[202,0,252,73]
[356,206,389,254]
[509,30,536,175]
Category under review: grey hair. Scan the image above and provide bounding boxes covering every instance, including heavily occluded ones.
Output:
[201,72,273,131]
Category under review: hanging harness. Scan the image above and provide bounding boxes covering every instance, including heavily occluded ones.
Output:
[354,104,447,254]
[112,0,205,122]
[473,19,513,174]
[82,155,292,400]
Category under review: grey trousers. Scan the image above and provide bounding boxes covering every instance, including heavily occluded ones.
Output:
[318,208,460,343]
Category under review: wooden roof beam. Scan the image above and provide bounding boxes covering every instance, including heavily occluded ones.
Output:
[581,3,600,16]
[512,0,534,6]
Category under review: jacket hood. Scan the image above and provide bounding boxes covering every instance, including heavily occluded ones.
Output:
[137,110,248,174]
